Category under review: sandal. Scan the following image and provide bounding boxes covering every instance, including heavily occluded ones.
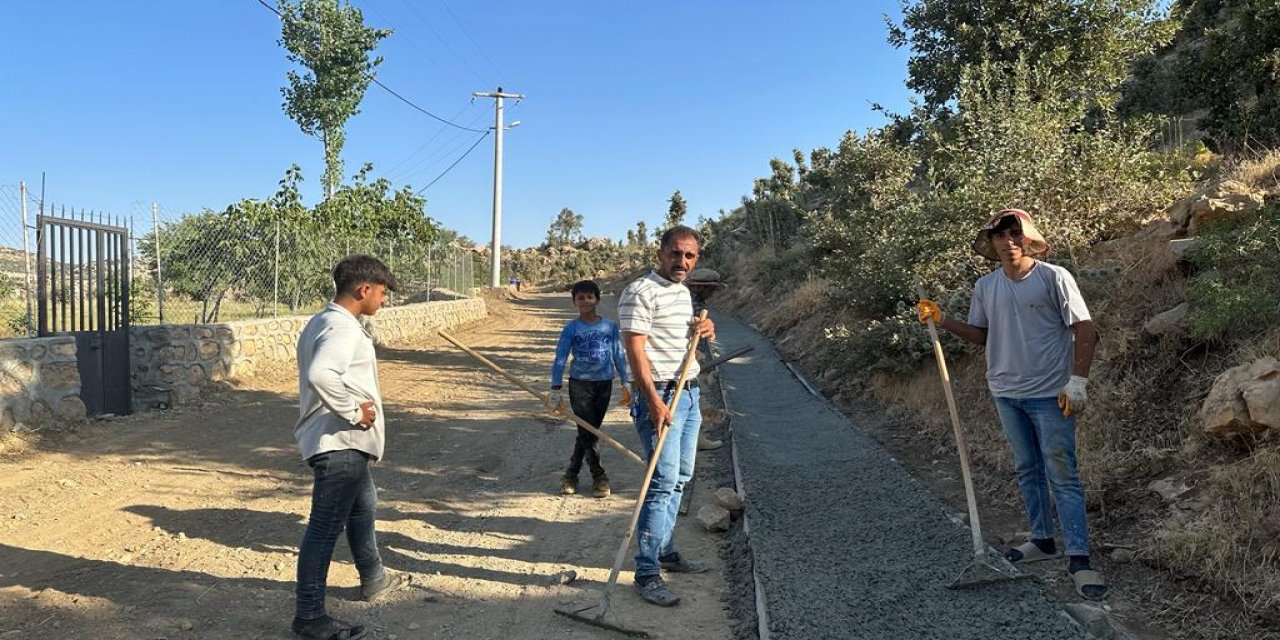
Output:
[291,615,368,640]
[1071,569,1108,600]
[1004,541,1063,564]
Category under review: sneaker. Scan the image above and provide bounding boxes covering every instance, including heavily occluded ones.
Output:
[697,433,723,451]
[659,553,711,574]
[635,576,680,607]
[591,475,611,498]
[292,615,368,640]
[361,570,411,602]
[560,474,578,495]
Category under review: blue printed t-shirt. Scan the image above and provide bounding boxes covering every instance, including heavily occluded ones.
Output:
[551,317,631,387]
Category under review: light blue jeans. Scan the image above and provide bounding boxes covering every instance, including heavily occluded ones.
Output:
[632,385,701,578]
[994,396,1090,556]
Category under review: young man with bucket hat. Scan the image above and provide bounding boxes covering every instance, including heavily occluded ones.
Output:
[916,209,1106,600]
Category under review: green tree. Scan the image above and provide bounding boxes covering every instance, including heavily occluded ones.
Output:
[546,207,584,246]
[635,220,649,246]
[278,0,391,199]
[887,0,1174,113]
[666,189,687,228]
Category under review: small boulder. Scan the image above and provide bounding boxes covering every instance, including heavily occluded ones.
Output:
[1147,476,1191,502]
[697,504,731,532]
[1202,357,1280,438]
[1143,303,1190,336]
[713,487,744,512]
[1110,548,1137,564]
[1063,603,1121,640]
[1166,238,1203,262]
[1188,180,1266,235]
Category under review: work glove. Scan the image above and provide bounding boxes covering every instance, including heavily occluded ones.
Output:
[618,385,633,407]
[547,389,565,413]
[1057,376,1088,416]
[917,299,943,325]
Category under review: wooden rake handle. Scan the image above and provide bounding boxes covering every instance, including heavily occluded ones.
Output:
[437,330,646,467]
[914,281,987,555]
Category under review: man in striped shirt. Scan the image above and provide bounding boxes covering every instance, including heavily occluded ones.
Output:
[619,225,716,607]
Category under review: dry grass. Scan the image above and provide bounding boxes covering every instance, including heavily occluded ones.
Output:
[758,276,829,334]
[1152,447,1280,618]
[1226,150,1280,193]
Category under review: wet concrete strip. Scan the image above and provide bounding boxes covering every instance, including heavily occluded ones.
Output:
[713,314,1087,640]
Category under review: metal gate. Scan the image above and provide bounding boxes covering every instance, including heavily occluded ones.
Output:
[36,211,132,417]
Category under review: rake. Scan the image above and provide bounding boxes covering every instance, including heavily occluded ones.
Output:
[915,282,1026,589]
[554,310,708,638]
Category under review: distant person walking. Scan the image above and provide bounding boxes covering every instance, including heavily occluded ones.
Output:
[683,268,727,451]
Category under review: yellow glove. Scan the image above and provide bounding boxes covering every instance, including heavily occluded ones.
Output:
[917,299,943,325]
[618,385,633,407]
[1057,376,1088,417]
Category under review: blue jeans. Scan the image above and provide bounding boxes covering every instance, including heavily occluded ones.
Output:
[632,386,701,578]
[295,448,386,620]
[994,396,1090,556]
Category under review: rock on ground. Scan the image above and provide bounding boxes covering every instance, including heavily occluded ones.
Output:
[697,504,731,532]
[1202,357,1280,438]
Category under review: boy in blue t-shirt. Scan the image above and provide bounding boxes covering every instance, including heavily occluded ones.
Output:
[549,280,632,497]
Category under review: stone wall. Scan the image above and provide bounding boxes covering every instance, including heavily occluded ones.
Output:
[0,336,87,429]
[131,298,486,405]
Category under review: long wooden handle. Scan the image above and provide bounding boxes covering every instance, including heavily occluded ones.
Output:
[915,282,986,555]
[598,309,709,599]
[437,330,646,467]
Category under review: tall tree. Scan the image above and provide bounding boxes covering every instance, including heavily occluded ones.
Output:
[278,0,391,199]
[666,190,688,229]
[546,207,584,246]
[635,220,649,246]
[887,0,1174,113]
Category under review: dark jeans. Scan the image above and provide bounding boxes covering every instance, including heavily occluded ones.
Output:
[295,448,386,620]
[567,379,612,478]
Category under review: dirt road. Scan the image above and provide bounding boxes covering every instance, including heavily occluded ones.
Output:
[0,294,731,640]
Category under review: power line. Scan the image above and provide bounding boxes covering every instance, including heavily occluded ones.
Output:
[439,0,507,85]
[397,0,490,86]
[415,132,490,195]
[254,0,484,132]
[386,105,493,182]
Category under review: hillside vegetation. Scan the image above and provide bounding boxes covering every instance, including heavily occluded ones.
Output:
[516,1,1280,635]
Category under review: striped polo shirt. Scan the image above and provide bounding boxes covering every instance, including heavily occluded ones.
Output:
[618,271,699,381]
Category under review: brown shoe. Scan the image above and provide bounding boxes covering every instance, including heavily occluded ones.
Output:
[592,475,611,498]
[561,474,578,495]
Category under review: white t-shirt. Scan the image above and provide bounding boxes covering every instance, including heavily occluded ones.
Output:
[618,271,699,381]
[967,261,1091,398]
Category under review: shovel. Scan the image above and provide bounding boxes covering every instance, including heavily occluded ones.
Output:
[554,310,709,638]
[914,282,1026,589]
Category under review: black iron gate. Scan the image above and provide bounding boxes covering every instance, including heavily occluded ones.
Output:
[36,211,132,417]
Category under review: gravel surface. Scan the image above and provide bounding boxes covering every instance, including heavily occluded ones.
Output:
[713,314,1087,640]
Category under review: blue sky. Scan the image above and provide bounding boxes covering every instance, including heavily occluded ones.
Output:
[1,1,912,248]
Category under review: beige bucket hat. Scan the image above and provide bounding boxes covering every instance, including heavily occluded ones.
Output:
[972,209,1050,261]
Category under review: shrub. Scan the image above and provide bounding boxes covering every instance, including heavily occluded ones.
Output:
[1187,203,1280,341]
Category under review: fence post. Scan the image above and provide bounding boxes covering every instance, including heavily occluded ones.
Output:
[151,203,165,324]
[273,217,280,318]
[426,243,433,303]
[19,182,34,336]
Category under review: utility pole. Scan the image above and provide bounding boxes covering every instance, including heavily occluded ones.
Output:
[472,87,523,288]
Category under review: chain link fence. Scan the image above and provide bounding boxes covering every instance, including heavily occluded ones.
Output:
[0,183,484,338]
[136,203,484,325]
[0,183,39,338]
